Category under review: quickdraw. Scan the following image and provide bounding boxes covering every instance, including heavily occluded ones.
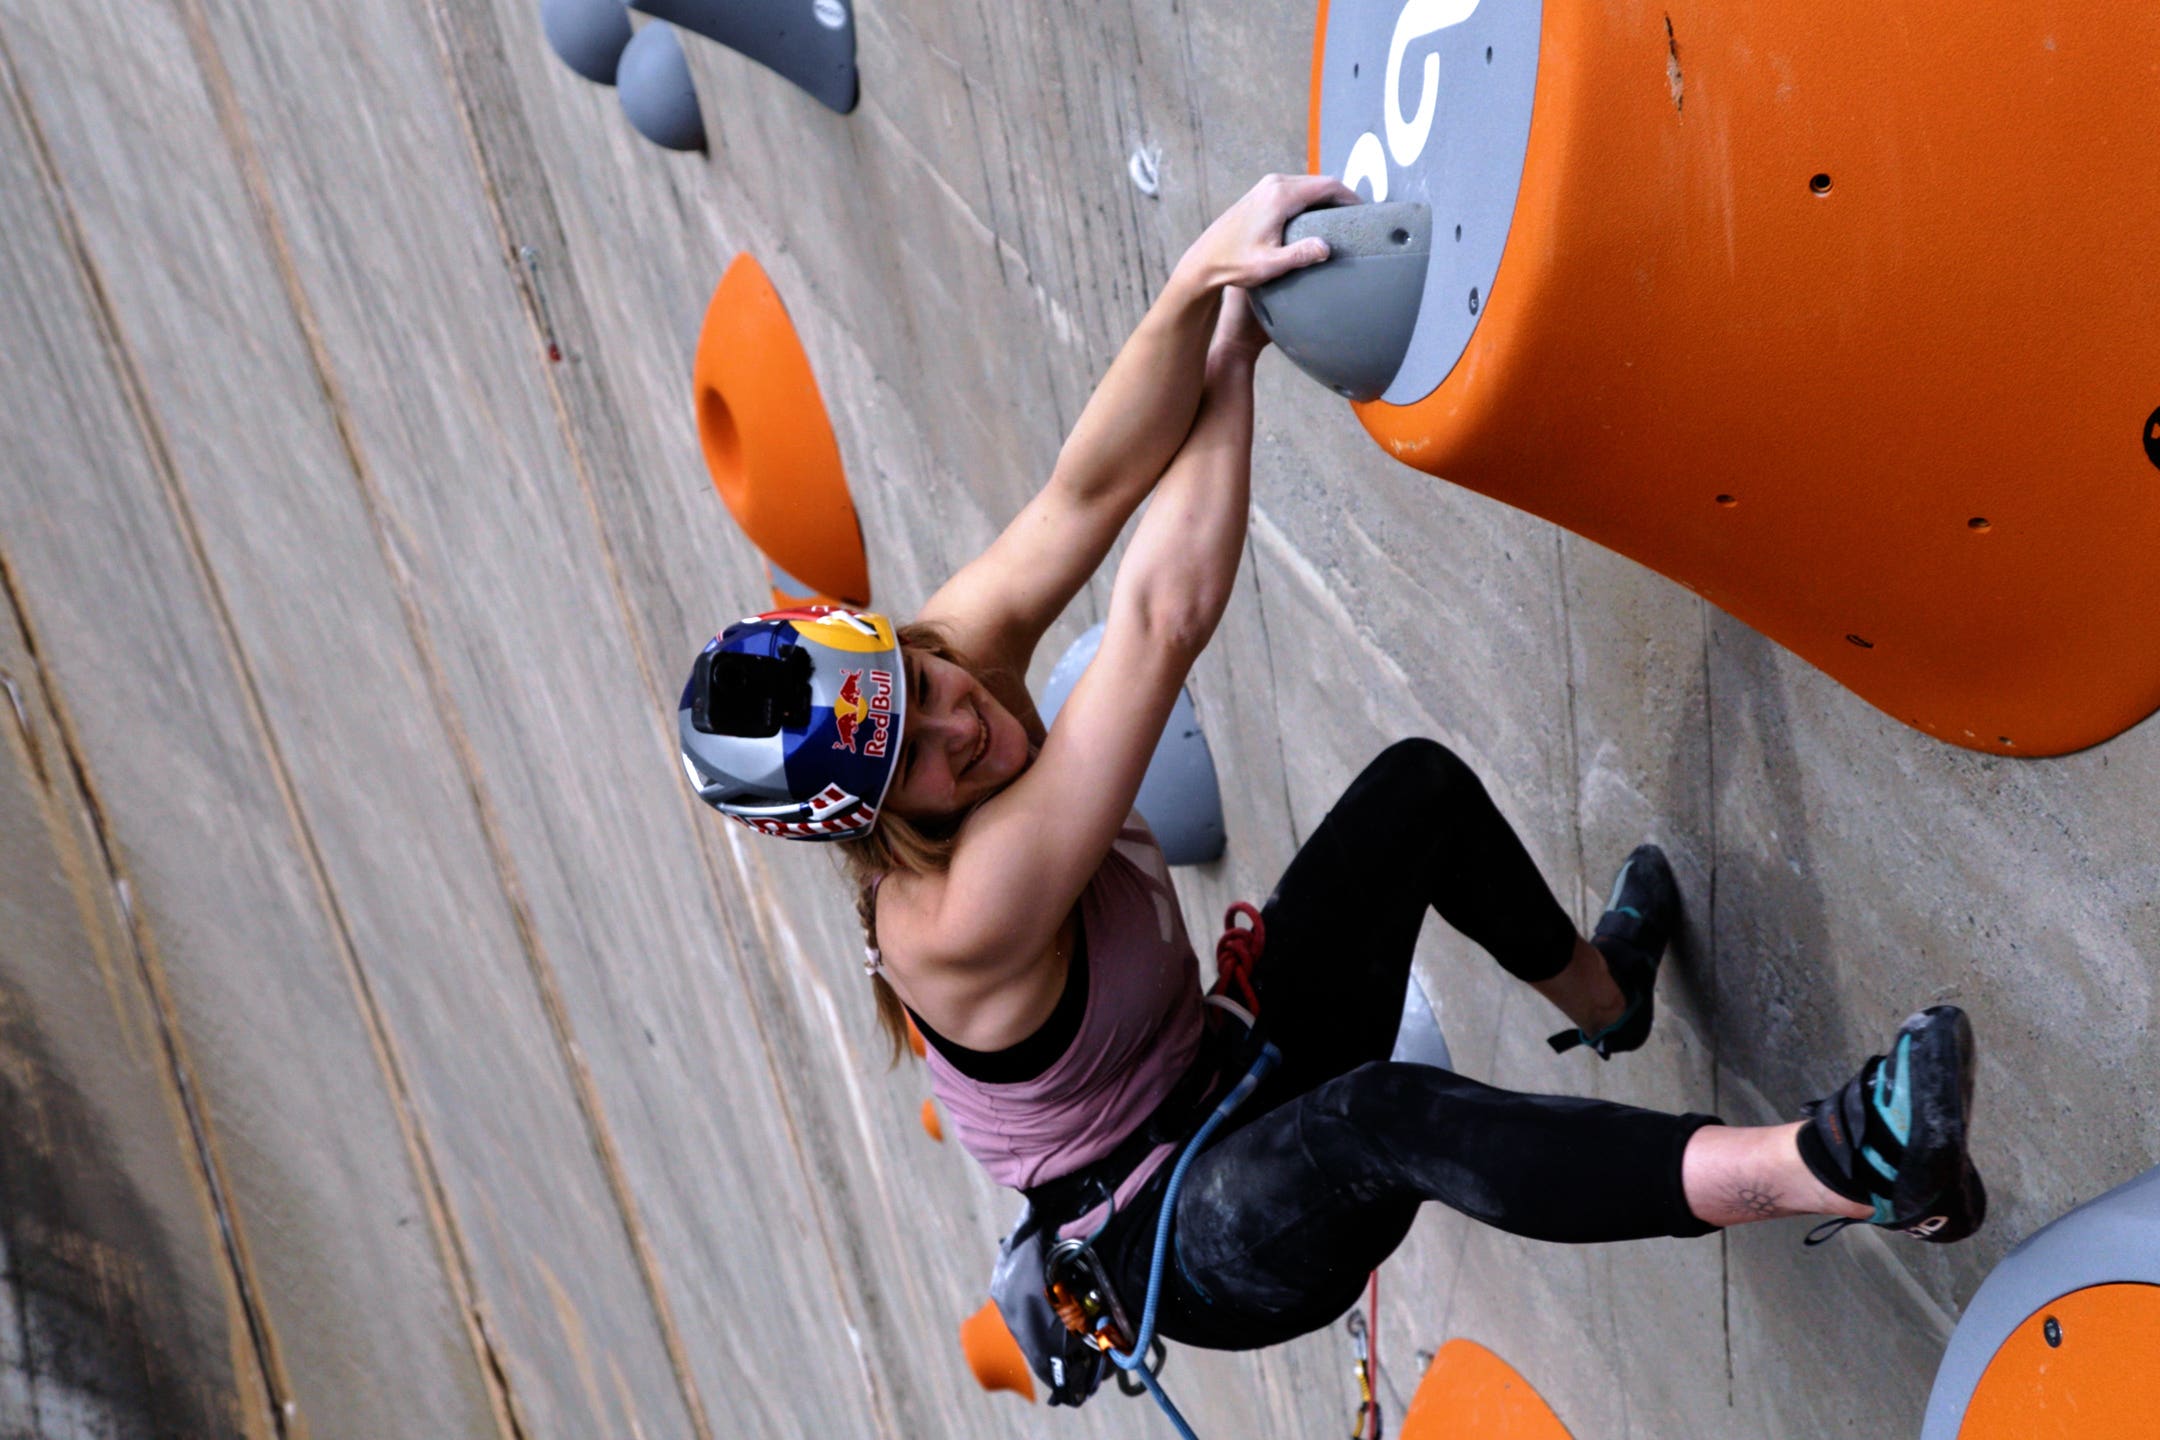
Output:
[1044,1236,1134,1355]
[1346,1272,1383,1440]
[1044,1235,1168,1396]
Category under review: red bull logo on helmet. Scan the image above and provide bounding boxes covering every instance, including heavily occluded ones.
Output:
[831,667,896,756]
[862,669,895,759]
[833,669,868,751]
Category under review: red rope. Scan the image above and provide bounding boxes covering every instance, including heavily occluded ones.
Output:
[1212,902,1265,1015]
[1363,1271,1381,1440]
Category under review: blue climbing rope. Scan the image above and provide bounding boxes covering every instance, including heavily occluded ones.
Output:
[1101,1039,1282,1440]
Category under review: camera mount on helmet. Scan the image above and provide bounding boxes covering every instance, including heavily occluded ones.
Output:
[690,644,812,737]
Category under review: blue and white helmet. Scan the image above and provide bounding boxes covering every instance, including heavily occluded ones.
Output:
[678,606,908,841]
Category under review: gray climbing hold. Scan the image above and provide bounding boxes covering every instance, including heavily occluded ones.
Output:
[766,558,819,601]
[1921,1162,2160,1438]
[630,0,859,115]
[1388,974,1453,1071]
[1249,201,1432,402]
[540,0,633,84]
[1312,0,1541,405]
[618,22,706,152]
[1039,623,1226,866]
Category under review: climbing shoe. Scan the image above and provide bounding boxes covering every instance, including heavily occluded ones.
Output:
[1548,844,1678,1060]
[1797,1006,1985,1245]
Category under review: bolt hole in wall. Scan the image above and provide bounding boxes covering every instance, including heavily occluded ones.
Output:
[1810,172,1834,195]
[1969,517,1992,531]
[1847,634,1874,649]
[1715,493,1738,507]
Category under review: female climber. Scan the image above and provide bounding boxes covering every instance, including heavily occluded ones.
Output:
[675,174,1985,1375]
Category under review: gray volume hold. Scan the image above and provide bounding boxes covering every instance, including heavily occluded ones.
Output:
[1921,1164,2160,1437]
[618,23,707,152]
[1249,202,1432,402]
[1314,0,1542,404]
[540,0,634,84]
[631,0,860,115]
[1039,623,1226,866]
[1389,975,1454,1072]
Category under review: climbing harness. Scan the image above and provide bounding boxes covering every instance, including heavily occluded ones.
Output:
[1040,903,1281,1440]
[1051,1038,1279,1439]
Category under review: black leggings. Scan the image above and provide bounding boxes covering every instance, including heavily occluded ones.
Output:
[1097,739,1719,1351]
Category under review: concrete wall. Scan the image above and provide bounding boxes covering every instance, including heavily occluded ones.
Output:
[0,0,2152,1437]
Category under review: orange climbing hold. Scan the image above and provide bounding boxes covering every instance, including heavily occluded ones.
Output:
[1310,2,2160,756]
[1398,1340,1571,1440]
[694,254,871,607]
[959,1300,1036,1403]
[920,1098,944,1142]
[1959,1283,2160,1440]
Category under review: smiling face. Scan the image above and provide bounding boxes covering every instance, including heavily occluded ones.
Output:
[879,646,1032,823]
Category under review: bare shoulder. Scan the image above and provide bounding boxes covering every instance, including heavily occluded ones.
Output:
[875,864,991,977]
[872,863,947,969]
[877,865,1012,1012]
[877,862,1075,1051]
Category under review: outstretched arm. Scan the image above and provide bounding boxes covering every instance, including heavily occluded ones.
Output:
[900,296,1268,981]
[919,174,1354,677]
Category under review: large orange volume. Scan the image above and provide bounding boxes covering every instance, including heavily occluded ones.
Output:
[1399,1339,1571,1440]
[1313,2,2160,756]
[1959,1283,2160,1439]
[694,254,871,607]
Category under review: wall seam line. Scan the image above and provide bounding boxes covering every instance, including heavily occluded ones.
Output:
[0,32,298,1436]
[91,5,540,1435]
[409,3,902,1433]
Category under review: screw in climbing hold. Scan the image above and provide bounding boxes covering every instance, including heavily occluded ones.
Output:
[2143,406,2160,471]
[2044,1315,2063,1347]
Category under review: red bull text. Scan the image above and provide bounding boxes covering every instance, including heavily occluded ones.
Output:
[862,669,894,758]
[830,668,895,755]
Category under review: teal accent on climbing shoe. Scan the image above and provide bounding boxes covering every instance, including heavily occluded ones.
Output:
[1581,992,1645,1047]
[1870,1194,1897,1226]
[1862,1143,1898,1184]
[1873,1035,1914,1145]
[1604,859,1634,912]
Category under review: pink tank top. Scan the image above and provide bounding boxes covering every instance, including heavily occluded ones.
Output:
[917,817,1204,1232]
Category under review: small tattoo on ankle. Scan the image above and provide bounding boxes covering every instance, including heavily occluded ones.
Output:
[1732,1182,1779,1219]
